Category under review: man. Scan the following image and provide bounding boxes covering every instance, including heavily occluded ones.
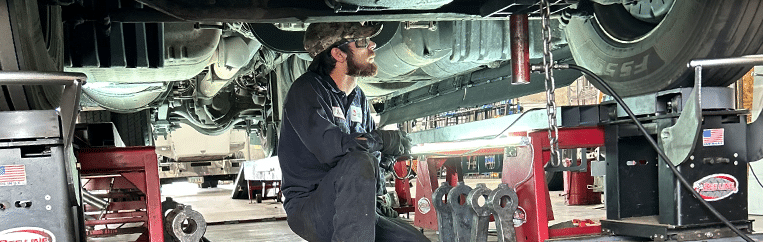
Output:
[277,22,430,242]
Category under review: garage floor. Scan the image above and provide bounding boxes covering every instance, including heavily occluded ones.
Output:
[160,179,763,242]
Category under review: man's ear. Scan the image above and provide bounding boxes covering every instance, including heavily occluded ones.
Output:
[331,48,347,63]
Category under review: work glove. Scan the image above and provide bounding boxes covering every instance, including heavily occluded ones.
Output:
[379,155,396,173]
[376,196,399,218]
[371,130,412,156]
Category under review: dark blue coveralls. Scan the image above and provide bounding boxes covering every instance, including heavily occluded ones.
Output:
[278,71,430,242]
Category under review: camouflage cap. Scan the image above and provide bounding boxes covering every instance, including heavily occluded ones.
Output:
[303,22,383,58]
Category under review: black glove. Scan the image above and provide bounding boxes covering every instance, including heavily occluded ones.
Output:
[379,155,396,172]
[371,130,412,156]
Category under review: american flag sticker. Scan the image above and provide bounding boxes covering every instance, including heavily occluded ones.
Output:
[0,165,27,186]
[703,128,724,147]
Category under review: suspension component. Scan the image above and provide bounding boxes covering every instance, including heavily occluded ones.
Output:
[510,14,530,85]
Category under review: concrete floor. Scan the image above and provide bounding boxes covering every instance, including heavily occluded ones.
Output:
[159,178,763,242]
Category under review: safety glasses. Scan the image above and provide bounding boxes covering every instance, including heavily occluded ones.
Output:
[338,37,370,49]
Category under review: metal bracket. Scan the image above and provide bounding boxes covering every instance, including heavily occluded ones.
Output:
[0,71,86,150]
[447,182,474,242]
[467,183,492,242]
[688,55,763,163]
[488,183,519,242]
[433,182,455,242]
[544,148,588,172]
[659,66,702,165]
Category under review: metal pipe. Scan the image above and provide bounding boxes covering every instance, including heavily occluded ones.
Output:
[510,14,530,85]
[0,71,87,85]
[82,190,109,210]
[688,54,763,68]
[109,9,185,23]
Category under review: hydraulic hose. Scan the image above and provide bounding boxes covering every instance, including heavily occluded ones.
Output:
[564,64,753,242]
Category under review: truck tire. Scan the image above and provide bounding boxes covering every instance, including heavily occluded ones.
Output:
[566,0,763,97]
[0,0,64,110]
[78,110,111,123]
[112,110,154,146]
[199,179,218,188]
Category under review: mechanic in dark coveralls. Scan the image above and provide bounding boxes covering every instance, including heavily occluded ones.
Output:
[277,22,431,242]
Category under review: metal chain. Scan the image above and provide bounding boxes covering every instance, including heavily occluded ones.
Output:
[540,0,561,167]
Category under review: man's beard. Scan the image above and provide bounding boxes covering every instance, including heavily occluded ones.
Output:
[346,51,378,77]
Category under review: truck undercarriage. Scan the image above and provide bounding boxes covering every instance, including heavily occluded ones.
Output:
[3,0,762,155]
[2,0,763,241]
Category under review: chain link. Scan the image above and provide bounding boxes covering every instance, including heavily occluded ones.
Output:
[540,0,561,167]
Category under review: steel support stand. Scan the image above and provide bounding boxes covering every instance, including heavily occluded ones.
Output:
[78,147,164,242]
[502,127,605,242]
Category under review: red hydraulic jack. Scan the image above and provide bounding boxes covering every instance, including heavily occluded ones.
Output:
[78,147,164,242]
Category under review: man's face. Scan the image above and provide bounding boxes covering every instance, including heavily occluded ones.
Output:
[345,39,377,77]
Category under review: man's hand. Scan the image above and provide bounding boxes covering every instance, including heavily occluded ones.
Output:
[371,130,412,156]
[379,155,396,172]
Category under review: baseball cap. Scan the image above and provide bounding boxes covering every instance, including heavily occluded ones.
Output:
[303,22,383,58]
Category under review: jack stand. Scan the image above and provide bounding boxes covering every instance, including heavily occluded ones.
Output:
[503,127,605,242]
[78,147,165,242]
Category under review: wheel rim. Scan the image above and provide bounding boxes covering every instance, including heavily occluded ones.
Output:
[622,0,673,24]
[593,0,675,44]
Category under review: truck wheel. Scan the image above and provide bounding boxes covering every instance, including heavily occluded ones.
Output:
[0,0,64,110]
[566,0,763,97]
[112,110,154,146]
[256,193,263,203]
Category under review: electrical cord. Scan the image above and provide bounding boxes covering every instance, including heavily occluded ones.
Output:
[565,63,753,242]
